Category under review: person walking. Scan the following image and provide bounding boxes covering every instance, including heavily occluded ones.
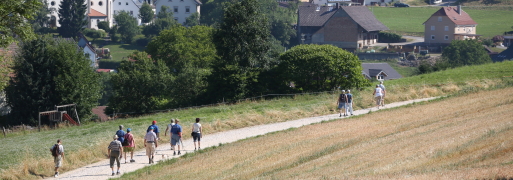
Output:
[337,90,348,117]
[123,128,135,163]
[116,125,126,146]
[191,118,202,150]
[108,135,123,176]
[379,81,386,106]
[346,90,354,116]
[49,139,64,178]
[170,119,183,155]
[373,84,384,109]
[147,120,160,141]
[164,118,176,150]
[144,126,158,164]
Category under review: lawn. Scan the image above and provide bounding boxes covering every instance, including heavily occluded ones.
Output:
[371,6,513,38]
[361,59,418,77]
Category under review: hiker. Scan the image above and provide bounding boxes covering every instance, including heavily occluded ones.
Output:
[379,81,386,106]
[147,120,160,141]
[346,90,354,116]
[337,90,348,117]
[191,118,203,150]
[116,125,126,146]
[164,118,176,150]
[373,84,384,109]
[123,128,135,163]
[144,126,158,164]
[171,119,183,155]
[108,135,123,176]
[49,139,64,178]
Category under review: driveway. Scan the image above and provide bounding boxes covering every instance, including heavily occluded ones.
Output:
[370,35,424,47]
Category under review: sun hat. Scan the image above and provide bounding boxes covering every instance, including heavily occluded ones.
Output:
[347,90,351,92]
[113,135,118,139]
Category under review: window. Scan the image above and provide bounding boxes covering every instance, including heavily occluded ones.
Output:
[438,17,442,22]
[180,0,184,2]
[431,26,435,31]
[51,1,55,6]
[118,2,121,5]
[431,35,435,40]
[91,1,94,6]
[99,1,103,6]
[126,2,129,5]
[444,26,448,31]
[444,35,449,40]
[169,0,172,1]
[174,6,178,13]
[185,6,190,14]
[130,11,133,15]
[114,10,117,14]
[174,17,179,21]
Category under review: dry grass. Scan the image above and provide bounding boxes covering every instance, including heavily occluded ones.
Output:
[121,87,513,180]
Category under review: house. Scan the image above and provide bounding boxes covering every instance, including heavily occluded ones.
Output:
[155,0,201,25]
[297,3,388,50]
[77,33,99,68]
[307,0,365,6]
[361,63,402,80]
[112,0,154,26]
[423,6,479,44]
[88,0,113,29]
[492,46,513,62]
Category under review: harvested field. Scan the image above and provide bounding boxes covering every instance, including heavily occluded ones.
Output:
[122,87,513,179]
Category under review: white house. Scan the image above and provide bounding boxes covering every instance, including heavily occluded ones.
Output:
[88,0,113,29]
[77,33,99,68]
[155,0,201,25]
[112,0,153,26]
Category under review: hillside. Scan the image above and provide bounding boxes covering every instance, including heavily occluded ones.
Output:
[120,86,513,179]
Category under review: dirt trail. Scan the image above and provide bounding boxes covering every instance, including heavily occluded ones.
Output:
[53,97,438,179]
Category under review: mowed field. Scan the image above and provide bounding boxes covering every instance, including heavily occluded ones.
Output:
[121,87,513,179]
[371,6,513,38]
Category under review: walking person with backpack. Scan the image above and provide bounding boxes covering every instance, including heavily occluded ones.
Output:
[122,128,135,163]
[337,90,348,117]
[164,118,176,150]
[346,90,354,116]
[191,118,202,151]
[49,139,64,178]
[171,119,183,155]
[108,135,124,176]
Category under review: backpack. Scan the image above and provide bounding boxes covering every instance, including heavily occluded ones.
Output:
[52,144,60,157]
[116,130,125,142]
[339,94,346,102]
[122,134,131,146]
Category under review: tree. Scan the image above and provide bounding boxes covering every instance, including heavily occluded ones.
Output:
[109,51,173,113]
[139,2,154,24]
[277,44,369,92]
[97,21,110,32]
[207,0,272,102]
[0,0,41,47]
[185,12,200,27]
[57,0,87,38]
[31,0,54,34]
[156,5,173,19]
[5,36,102,125]
[142,17,178,38]
[114,11,140,43]
[442,39,492,68]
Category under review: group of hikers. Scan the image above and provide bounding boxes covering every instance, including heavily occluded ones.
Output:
[49,118,203,177]
[337,81,386,117]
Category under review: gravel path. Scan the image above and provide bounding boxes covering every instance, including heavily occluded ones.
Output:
[54,97,438,179]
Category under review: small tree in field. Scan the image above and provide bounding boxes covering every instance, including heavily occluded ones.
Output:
[442,39,492,68]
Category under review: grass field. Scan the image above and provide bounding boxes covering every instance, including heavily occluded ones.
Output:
[118,86,513,179]
[1,61,513,179]
[371,6,513,38]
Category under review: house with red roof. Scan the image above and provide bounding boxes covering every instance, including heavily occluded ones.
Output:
[423,6,479,44]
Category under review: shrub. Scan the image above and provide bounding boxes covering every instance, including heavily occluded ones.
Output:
[378,32,402,43]
[82,28,106,40]
[481,38,493,46]
[111,34,121,43]
[134,37,150,47]
[492,35,504,42]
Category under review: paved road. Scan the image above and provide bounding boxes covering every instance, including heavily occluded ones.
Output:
[53,97,439,179]
[370,35,424,47]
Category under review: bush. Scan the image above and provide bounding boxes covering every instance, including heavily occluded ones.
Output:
[134,37,150,47]
[481,38,493,46]
[378,32,402,43]
[82,28,106,40]
[111,34,121,43]
[492,35,504,42]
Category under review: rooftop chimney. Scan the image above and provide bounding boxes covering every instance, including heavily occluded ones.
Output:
[457,5,461,15]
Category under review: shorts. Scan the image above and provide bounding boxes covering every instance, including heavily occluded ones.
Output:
[145,142,155,156]
[192,132,201,142]
[375,96,383,105]
[123,146,134,152]
[338,103,346,109]
[54,155,62,168]
[171,134,181,146]
[109,150,121,168]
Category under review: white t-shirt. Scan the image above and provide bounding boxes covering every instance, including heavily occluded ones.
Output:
[375,87,383,97]
[192,123,201,133]
[167,123,175,132]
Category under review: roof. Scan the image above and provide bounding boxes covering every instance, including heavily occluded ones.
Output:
[92,106,109,121]
[425,7,477,25]
[492,46,513,62]
[96,69,117,73]
[298,4,388,31]
[88,8,107,17]
[77,33,96,52]
[361,63,402,80]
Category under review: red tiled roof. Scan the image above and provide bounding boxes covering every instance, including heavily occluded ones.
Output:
[92,106,109,121]
[88,8,107,17]
[428,7,477,25]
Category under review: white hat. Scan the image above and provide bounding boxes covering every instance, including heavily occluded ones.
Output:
[341,90,345,92]
[347,90,351,92]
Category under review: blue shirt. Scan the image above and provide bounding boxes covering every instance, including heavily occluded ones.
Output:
[147,124,160,133]
[171,124,182,135]
[346,93,353,103]
[116,130,125,142]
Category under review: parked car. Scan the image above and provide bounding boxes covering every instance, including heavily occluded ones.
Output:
[394,3,410,7]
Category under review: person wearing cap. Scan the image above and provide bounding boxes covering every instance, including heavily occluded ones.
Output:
[170,119,183,155]
[373,84,384,109]
[116,125,126,145]
[165,119,176,150]
[337,90,348,117]
[147,120,160,140]
[108,135,123,176]
[346,90,354,116]
[144,126,158,164]
[123,128,136,163]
